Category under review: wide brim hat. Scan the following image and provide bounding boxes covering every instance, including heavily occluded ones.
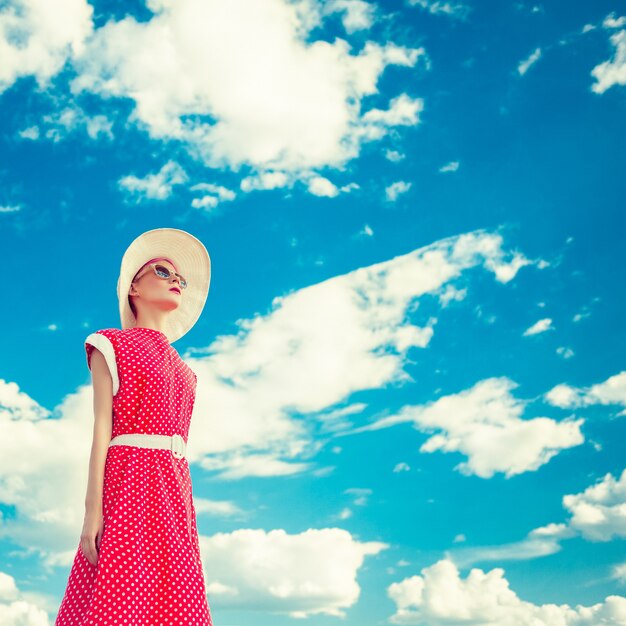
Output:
[116,228,211,343]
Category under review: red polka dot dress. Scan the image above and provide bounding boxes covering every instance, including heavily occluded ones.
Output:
[55,327,214,626]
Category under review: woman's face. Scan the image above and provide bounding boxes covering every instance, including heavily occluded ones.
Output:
[129,259,183,314]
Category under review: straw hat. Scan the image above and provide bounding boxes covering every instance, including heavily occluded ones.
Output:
[116,228,211,343]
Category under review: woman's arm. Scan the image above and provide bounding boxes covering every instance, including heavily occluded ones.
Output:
[80,348,113,566]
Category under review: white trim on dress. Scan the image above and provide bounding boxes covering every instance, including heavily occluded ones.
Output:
[85,333,120,396]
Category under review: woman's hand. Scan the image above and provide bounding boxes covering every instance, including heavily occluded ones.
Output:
[80,507,104,567]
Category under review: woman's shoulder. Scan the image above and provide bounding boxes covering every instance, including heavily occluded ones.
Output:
[86,327,123,341]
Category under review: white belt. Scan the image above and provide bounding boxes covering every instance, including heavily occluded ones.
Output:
[108,433,187,459]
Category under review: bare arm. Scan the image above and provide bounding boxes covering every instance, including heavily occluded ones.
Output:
[80,348,113,566]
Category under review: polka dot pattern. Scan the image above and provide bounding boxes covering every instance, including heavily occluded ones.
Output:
[55,327,213,625]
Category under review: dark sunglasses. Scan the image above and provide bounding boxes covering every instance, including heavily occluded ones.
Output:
[133,263,188,289]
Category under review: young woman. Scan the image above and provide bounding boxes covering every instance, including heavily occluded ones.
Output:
[55,227,214,625]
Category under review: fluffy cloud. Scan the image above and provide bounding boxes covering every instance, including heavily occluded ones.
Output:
[184,229,537,479]
[545,371,626,414]
[2,0,426,196]
[240,171,290,192]
[563,468,626,541]
[0,570,50,626]
[353,377,584,478]
[523,317,553,336]
[307,175,339,197]
[603,13,626,29]
[0,379,97,564]
[199,528,386,616]
[0,0,92,92]
[323,0,376,33]
[70,0,426,175]
[19,104,113,142]
[118,160,188,202]
[448,469,626,570]
[190,182,236,210]
[387,558,626,625]
[385,180,412,201]
[591,16,626,94]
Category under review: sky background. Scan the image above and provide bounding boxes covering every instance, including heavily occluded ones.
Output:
[1,0,626,624]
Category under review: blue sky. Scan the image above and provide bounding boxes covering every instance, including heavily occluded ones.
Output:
[1,0,626,624]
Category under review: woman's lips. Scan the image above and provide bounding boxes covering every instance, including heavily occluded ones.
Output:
[169,288,181,294]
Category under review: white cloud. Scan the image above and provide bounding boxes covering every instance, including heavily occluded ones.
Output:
[361,93,423,129]
[324,0,376,33]
[307,175,339,197]
[563,469,626,541]
[0,379,48,420]
[0,570,51,626]
[385,180,412,201]
[240,170,355,198]
[358,223,373,237]
[190,182,236,210]
[387,558,626,625]
[523,317,553,336]
[25,105,114,142]
[193,497,245,518]
[0,379,99,564]
[572,298,598,322]
[556,346,574,359]
[385,149,405,162]
[407,0,471,20]
[347,486,372,502]
[393,462,410,472]
[448,522,576,569]
[544,383,582,408]
[439,160,459,172]
[612,561,626,584]
[180,231,539,479]
[340,182,359,193]
[118,160,188,202]
[240,170,290,192]
[198,528,387,617]
[351,377,584,478]
[191,182,236,201]
[518,46,542,75]
[70,0,426,176]
[0,0,93,93]
[545,371,626,413]
[438,283,467,306]
[591,28,626,93]
[191,195,218,210]
[449,468,626,570]
[603,12,626,29]
[0,204,22,213]
[18,126,40,140]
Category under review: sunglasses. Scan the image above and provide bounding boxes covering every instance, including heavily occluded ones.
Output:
[133,263,188,289]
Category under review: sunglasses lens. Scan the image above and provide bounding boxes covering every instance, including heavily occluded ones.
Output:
[155,265,171,278]
[154,264,187,288]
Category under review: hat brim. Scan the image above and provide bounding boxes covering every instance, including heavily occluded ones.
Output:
[117,228,211,343]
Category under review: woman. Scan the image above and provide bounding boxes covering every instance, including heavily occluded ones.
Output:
[55,227,214,625]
